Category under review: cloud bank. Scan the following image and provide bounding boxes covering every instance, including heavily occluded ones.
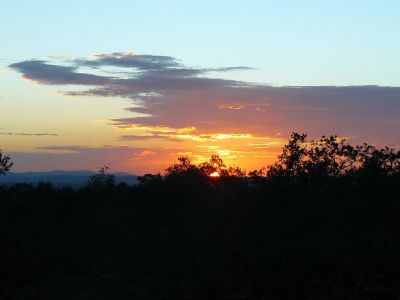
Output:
[9,52,400,172]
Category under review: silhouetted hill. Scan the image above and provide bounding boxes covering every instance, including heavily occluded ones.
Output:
[0,170,137,187]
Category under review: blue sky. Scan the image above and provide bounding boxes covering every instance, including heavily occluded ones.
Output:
[2,0,399,85]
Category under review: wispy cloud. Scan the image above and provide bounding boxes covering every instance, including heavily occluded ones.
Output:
[1,132,59,136]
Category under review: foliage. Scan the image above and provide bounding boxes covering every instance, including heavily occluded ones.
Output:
[165,156,201,177]
[267,132,400,178]
[137,173,163,186]
[86,165,115,189]
[164,154,247,179]
[0,150,13,175]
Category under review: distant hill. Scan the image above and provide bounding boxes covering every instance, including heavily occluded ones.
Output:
[0,170,138,187]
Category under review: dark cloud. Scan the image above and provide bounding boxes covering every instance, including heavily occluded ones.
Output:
[78,52,181,70]
[77,52,254,73]
[9,60,111,85]
[9,53,251,91]
[10,52,400,146]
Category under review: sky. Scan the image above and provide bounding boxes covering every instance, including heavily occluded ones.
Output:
[1,1,400,174]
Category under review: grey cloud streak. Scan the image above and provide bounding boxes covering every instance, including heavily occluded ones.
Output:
[1,132,59,136]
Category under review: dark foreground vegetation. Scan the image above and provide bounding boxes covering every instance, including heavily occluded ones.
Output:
[1,133,400,299]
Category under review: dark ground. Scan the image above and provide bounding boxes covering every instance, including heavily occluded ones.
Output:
[1,174,400,300]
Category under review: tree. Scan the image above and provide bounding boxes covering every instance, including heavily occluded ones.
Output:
[267,132,400,180]
[164,156,200,177]
[0,150,13,175]
[267,133,360,178]
[267,133,308,177]
[137,173,163,186]
[86,165,115,189]
[356,144,400,176]
[199,154,228,176]
[165,155,245,179]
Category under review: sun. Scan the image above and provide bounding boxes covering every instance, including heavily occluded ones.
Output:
[209,171,220,178]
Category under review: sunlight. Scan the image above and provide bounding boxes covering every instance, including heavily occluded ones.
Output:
[209,171,220,178]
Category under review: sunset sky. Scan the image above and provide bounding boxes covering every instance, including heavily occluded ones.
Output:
[1,1,400,174]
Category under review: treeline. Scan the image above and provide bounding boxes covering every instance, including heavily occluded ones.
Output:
[1,133,400,299]
[142,132,400,180]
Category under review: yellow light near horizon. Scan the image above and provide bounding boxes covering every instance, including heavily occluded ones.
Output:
[209,171,220,178]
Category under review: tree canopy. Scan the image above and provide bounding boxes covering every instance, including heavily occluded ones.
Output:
[0,150,13,175]
[267,132,400,178]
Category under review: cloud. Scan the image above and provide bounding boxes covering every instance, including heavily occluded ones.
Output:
[118,134,182,142]
[0,132,59,136]
[132,150,156,160]
[9,52,400,151]
[9,60,110,85]
[79,52,181,70]
[36,145,87,151]
[8,145,184,173]
[9,52,250,93]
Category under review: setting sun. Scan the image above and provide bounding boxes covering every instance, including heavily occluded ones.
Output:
[209,171,220,178]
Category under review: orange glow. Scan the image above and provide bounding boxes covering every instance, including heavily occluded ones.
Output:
[209,171,220,178]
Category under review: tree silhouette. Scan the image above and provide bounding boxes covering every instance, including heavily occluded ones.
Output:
[267,132,400,178]
[165,156,198,176]
[356,144,400,176]
[164,154,247,179]
[137,173,163,186]
[86,165,115,189]
[267,133,308,177]
[199,154,228,176]
[0,150,13,175]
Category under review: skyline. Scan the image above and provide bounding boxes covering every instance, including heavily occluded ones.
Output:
[1,1,400,174]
